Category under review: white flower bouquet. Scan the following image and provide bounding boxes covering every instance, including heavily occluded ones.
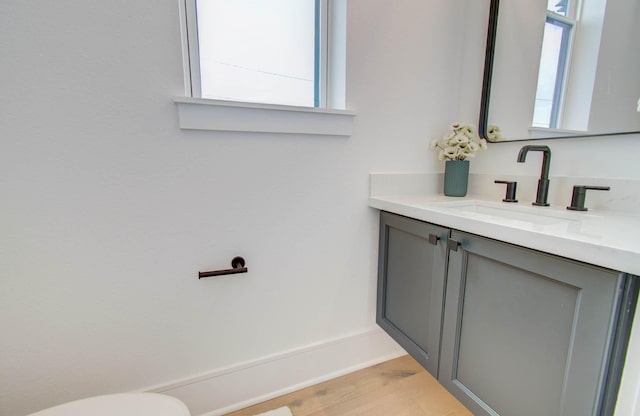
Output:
[431,123,488,161]
[486,124,505,142]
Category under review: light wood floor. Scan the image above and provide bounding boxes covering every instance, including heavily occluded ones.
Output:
[225,355,472,416]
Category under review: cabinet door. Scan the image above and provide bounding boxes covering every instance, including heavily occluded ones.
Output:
[377,211,449,377]
[440,230,625,416]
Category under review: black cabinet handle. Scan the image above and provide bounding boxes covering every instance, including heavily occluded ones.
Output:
[567,186,610,211]
[447,239,460,252]
[428,234,440,245]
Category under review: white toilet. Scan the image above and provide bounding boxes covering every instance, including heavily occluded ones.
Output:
[27,393,191,416]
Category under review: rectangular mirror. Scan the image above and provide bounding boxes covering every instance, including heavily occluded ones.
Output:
[479,0,640,142]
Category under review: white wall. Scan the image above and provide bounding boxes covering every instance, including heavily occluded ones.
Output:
[0,1,466,415]
[588,0,640,132]
[3,1,639,415]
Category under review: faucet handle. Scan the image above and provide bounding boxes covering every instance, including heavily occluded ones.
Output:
[566,185,610,211]
[494,180,518,203]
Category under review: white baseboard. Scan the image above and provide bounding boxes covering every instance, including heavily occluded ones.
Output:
[146,328,404,416]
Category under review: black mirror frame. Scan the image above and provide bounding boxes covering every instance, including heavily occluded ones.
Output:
[478,0,640,143]
[478,0,500,143]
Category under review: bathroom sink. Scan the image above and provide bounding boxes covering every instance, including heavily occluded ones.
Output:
[427,200,585,226]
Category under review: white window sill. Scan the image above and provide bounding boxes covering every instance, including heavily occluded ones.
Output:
[173,97,355,136]
[528,126,587,138]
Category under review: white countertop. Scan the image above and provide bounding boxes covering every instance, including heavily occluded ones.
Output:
[369,194,640,276]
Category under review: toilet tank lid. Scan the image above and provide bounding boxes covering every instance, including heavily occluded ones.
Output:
[27,393,191,416]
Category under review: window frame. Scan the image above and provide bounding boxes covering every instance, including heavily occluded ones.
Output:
[532,2,578,129]
[174,0,352,136]
[545,12,574,128]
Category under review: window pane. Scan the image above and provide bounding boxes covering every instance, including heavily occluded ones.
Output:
[532,20,569,128]
[196,0,315,107]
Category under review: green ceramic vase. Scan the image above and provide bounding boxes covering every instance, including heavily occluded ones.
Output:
[444,160,469,197]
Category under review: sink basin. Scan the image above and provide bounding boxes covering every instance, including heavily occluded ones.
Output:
[428,200,585,226]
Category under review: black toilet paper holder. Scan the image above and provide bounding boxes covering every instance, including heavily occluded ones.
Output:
[199,256,247,279]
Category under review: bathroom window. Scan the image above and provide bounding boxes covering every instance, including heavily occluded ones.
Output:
[182,0,342,109]
[532,0,576,128]
[175,0,352,136]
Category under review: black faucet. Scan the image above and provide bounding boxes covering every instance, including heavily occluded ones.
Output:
[517,145,551,206]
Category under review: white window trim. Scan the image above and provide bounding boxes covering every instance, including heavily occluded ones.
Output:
[554,0,606,132]
[546,9,577,128]
[174,97,354,135]
[174,0,353,136]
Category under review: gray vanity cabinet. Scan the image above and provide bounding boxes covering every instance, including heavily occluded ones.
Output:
[376,211,450,377]
[377,212,633,416]
[440,230,625,416]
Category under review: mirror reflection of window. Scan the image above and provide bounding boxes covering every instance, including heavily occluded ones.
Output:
[548,0,569,16]
[532,0,576,128]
